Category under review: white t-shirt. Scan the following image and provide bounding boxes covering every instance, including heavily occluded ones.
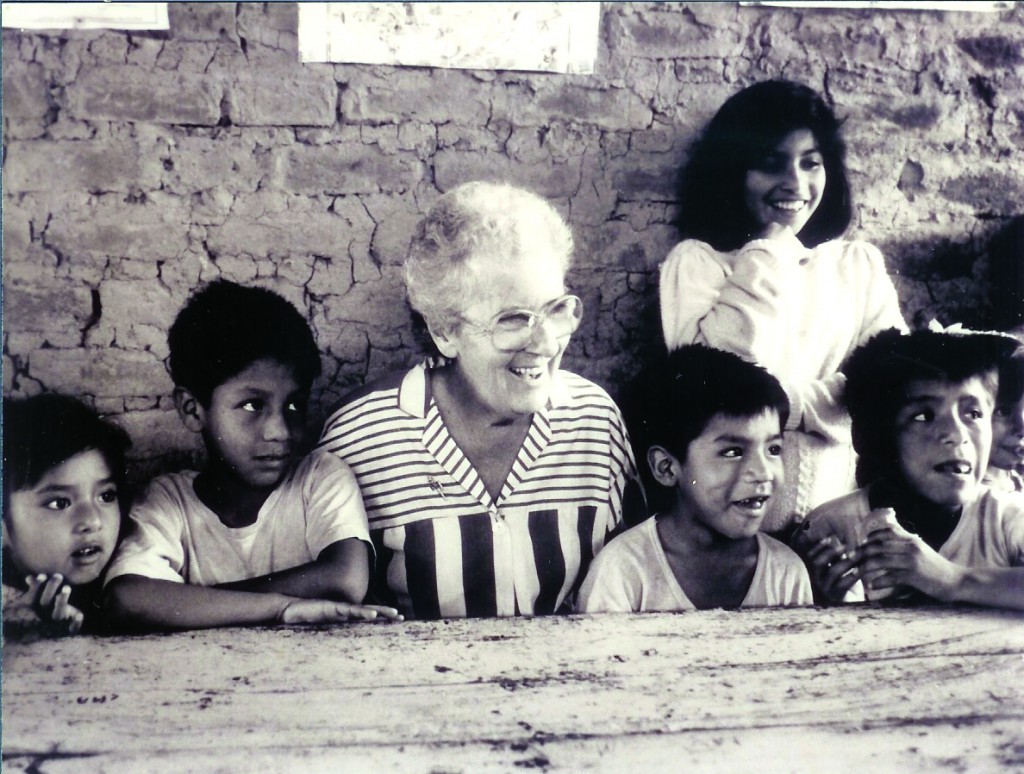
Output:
[578,516,813,613]
[106,451,371,586]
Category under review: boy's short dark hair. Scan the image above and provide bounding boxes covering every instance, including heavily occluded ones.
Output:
[623,345,789,497]
[843,327,1019,485]
[167,280,322,405]
[2,394,131,510]
[676,79,852,251]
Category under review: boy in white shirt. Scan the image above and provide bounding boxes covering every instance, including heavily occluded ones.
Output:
[579,345,812,613]
[104,281,400,630]
[800,327,1024,610]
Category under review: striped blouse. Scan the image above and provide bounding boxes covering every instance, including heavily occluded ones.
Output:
[317,362,641,619]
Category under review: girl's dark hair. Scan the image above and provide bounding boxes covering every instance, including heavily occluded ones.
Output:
[168,280,322,406]
[2,394,132,501]
[621,345,789,510]
[843,328,1018,486]
[675,79,852,251]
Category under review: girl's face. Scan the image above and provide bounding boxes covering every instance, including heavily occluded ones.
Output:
[744,128,826,237]
[991,393,1024,471]
[3,449,121,586]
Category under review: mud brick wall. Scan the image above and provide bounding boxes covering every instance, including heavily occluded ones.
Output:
[3,2,1023,478]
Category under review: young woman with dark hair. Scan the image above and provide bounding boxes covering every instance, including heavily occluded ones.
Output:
[660,80,906,535]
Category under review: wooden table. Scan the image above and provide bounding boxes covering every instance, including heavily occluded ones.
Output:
[3,605,1023,773]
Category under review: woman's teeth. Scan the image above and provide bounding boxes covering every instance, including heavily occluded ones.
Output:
[770,200,805,211]
[935,461,972,474]
[510,366,544,380]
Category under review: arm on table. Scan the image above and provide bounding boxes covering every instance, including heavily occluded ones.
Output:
[102,573,398,632]
[214,538,370,603]
[860,528,1024,611]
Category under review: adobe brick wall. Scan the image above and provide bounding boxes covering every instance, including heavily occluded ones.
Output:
[3,2,1022,478]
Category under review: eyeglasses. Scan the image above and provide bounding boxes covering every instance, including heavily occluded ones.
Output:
[459,294,583,352]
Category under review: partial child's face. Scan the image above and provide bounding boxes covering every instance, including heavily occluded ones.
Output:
[199,358,308,489]
[895,376,993,508]
[3,449,121,586]
[675,410,784,539]
[991,393,1024,472]
[744,128,826,237]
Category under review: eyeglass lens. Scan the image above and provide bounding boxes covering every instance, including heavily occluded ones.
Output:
[491,296,582,350]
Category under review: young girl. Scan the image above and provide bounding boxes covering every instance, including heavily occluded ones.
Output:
[986,337,1024,493]
[3,394,131,635]
[659,80,906,535]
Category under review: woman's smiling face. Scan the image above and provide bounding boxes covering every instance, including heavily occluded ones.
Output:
[743,128,826,238]
[437,251,573,422]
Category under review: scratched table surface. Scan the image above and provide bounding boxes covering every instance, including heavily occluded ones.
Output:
[2,605,1023,773]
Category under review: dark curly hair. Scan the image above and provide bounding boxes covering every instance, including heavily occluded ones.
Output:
[676,79,852,251]
[167,280,321,406]
[842,328,1017,486]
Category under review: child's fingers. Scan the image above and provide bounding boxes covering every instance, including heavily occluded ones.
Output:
[51,585,73,620]
[280,599,402,625]
[806,536,846,566]
[68,610,85,635]
[828,566,862,598]
[358,604,404,621]
[819,551,860,599]
[38,574,66,609]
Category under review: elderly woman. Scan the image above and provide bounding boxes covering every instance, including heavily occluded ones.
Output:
[318,182,640,619]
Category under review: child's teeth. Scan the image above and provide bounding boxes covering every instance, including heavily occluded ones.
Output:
[937,461,971,474]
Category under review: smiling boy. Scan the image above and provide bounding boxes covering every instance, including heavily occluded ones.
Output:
[103,281,400,630]
[579,345,812,613]
[800,328,1024,610]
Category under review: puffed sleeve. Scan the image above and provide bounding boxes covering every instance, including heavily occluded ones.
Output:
[660,234,809,367]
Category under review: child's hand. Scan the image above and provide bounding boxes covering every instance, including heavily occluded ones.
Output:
[858,527,962,602]
[793,533,861,605]
[279,599,404,625]
[22,574,85,634]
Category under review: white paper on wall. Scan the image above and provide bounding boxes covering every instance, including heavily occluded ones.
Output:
[1,2,168,30]
[298,2,602,74]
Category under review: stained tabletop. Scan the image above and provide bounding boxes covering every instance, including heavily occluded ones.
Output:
[3,604,1023,772]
